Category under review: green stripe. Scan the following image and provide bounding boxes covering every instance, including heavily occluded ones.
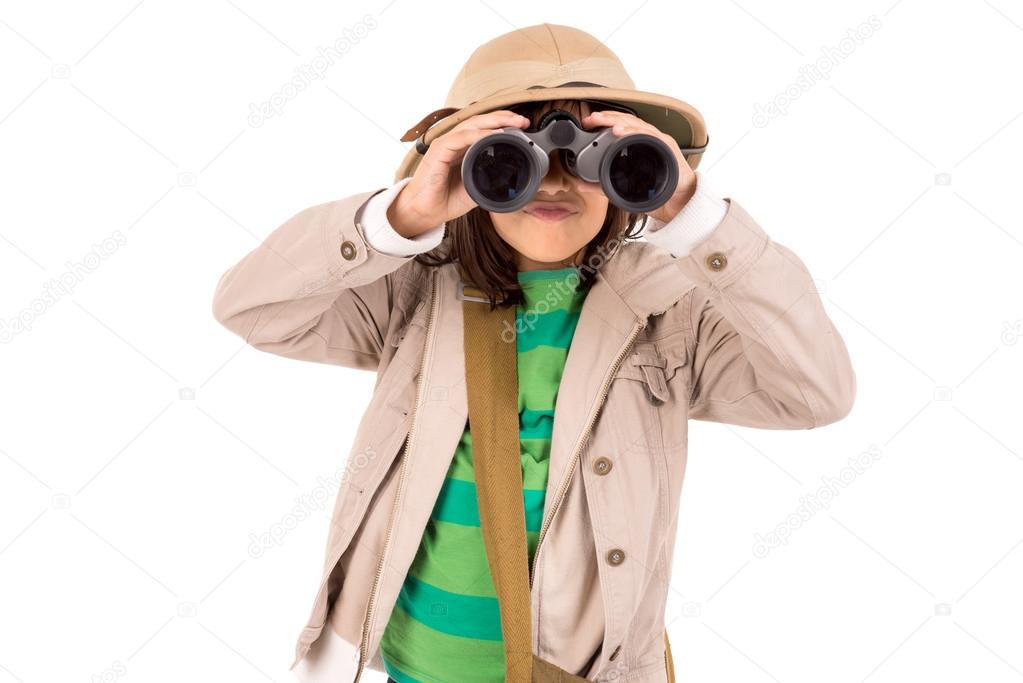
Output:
[516,310,581,350]
[520,408,553,440]
[407,519,540,596]
[381,604,507,682]
[432,478,544,531]
[395,573,502,640]
[407,519,495,596]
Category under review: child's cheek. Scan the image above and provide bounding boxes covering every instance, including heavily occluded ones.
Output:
[574,178,605,196]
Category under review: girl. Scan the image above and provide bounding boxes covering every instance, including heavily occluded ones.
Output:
[212,23,856,683]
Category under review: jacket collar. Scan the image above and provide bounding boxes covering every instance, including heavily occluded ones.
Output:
[588,239,695,320]
[446,239,693,322]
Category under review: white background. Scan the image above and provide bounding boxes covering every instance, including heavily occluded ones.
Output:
[2,1,1022,681]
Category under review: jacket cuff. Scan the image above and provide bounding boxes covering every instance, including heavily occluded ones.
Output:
[642,170,729,257]
[360,176,446,257]
[675,196,770,290]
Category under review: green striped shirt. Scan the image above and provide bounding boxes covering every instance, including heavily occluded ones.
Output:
[379,265,589,683]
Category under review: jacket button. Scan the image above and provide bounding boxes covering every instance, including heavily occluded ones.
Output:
[607,548,626,566]
[609,644,621,661]
[340,240,357,260]
[592,456,613,475]
[706,251,727,271]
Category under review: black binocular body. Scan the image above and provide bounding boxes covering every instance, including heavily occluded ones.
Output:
[460,108,680,214]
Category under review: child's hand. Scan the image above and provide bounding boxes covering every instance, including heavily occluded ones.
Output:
[387,110,531,237]
[581,110,698,223]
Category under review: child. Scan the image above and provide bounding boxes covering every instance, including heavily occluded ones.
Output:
[212,22,855,683]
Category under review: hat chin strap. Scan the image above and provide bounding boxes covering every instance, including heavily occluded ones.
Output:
[400,107,460,142]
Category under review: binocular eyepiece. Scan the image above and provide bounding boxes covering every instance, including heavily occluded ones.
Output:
[461,108,680,214]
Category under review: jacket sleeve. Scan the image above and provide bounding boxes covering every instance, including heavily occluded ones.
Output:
[211,186,444,371]
[673,197,857,429]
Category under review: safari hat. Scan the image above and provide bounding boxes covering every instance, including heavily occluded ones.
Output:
[394,22,709,183]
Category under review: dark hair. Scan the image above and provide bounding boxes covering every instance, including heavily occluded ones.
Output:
[413,98,649,308]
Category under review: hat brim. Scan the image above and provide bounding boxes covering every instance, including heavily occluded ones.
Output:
[393,86,707,183]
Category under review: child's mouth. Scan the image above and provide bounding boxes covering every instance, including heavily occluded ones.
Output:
[526,208,576,221]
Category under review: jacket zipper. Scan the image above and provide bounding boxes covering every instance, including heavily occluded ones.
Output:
[528,318,646,588]
[353,267,439,683]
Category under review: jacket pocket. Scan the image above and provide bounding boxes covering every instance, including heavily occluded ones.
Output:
[383,299,429,416]
[328,412,411,559]
[605,341,689,452]
[388,298,427,349]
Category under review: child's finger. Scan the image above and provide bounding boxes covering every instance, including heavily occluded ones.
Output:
[455,110,529,133]
[586,110,651,134]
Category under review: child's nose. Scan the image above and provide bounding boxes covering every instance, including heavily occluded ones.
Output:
[538,150,572,192]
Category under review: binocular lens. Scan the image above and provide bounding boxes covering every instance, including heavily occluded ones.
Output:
[608,141,672,204]
[469,141,531,203]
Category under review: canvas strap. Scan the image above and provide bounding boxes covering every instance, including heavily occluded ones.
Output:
[460,275,674,683]
[461,278,542,682]
[399,106,460,143]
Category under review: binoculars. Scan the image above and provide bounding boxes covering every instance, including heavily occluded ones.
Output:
[461,107,680,214]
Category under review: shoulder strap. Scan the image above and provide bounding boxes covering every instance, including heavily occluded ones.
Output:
[462,281,535,682]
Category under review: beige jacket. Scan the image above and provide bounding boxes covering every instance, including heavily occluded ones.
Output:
[211,184,856,683]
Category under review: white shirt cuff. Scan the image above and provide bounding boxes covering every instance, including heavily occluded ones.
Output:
[643,170,729,257]
[361,176,446,257]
